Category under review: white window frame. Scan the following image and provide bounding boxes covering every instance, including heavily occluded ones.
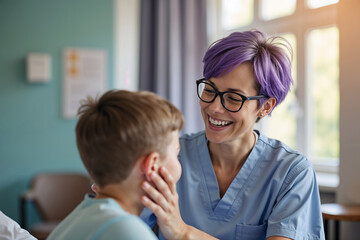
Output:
[207,0,339,176]
[114,0,140,91]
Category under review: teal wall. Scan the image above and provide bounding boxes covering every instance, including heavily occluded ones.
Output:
[0,0,114,224]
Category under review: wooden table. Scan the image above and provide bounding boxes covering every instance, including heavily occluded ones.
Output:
[321,203,360,240]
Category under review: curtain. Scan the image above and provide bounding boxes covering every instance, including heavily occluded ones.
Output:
[139,0,207,134]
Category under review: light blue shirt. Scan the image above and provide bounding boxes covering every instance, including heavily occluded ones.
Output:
[141,130,325,240]
[48,194,157,240]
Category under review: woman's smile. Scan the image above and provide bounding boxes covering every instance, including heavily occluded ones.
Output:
[208,115,233,129]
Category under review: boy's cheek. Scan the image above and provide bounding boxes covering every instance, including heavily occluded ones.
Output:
[171,162,182,182]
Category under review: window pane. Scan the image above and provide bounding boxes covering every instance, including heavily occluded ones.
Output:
[307,0,339,9]
[307,27,339,162]
[221,0,253,29]
[263,34,297,149]
[260,0,296,20]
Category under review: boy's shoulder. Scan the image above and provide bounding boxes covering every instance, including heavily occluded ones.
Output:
[95,214,157,240]
[48,196,157,240]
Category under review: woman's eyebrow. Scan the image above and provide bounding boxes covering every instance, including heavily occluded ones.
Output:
[228,88,246,94]
[208,79,247,94]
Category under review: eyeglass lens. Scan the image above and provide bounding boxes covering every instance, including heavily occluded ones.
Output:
[197,82,244,112]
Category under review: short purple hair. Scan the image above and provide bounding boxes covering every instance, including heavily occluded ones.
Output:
[203,30,293,113]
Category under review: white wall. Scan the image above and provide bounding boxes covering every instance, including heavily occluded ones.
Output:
[338,0,360,238]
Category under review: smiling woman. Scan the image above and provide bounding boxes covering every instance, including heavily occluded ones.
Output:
[210,0,340,174]
[198,61,274,147]
[140,30,325,240]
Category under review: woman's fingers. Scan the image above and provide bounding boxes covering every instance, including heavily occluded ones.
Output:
[141,195,165,217]
[142,178,170,211]
[159,167,177,194]
[149,171,174,202]
[141,169,186,240]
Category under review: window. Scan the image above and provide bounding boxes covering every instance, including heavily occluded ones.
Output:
[260,0,296,20]
[207,0,339,174]
[307,27,339,164]
[265,33,297,149]
[307,0,339,9]
[221,0,253,29]
[115,0,140,91]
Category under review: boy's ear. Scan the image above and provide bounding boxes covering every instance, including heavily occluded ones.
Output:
[141,152,160,181]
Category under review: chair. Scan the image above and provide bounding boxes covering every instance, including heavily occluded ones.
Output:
[321,203,360,240]
[20,172,93,240]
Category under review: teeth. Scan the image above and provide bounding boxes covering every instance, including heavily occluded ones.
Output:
[209,116,231,126]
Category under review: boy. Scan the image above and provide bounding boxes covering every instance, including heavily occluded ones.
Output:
[48,90,184,240]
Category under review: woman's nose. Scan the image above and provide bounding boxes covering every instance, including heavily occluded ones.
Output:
[208,95,226,113]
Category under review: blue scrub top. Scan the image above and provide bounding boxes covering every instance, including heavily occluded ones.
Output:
[141,130,325,240]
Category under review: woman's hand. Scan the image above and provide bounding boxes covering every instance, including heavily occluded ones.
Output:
[141,167,218,240]
[141,166,188,239]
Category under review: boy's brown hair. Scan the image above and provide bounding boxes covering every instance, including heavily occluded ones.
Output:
[76,90,184,187]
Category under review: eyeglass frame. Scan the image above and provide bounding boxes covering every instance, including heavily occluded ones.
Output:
[196,78,267,113]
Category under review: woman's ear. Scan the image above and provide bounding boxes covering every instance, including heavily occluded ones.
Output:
[258,97,276,118]
[141,152,160,181]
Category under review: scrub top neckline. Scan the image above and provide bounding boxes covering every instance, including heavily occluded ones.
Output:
[199,130,262,219]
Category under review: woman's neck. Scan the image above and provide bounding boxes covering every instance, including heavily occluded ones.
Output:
[208,130,256,171]
[208,130,257,197]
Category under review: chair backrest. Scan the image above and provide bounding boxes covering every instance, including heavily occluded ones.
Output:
[30,173,92,221]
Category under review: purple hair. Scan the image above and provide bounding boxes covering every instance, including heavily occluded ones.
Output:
[203,30,293,113]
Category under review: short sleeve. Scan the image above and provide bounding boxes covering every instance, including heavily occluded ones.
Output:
[266,162,325,240]
[95,215,158,240]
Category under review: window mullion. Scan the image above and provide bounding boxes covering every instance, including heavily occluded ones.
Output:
[294,26,307,155]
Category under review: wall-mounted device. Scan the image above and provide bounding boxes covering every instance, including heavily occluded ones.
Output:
[27,53,51,83]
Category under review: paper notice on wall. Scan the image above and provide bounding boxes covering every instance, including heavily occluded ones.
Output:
[63,48,107,119]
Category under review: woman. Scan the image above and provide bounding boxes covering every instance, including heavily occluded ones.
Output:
[141,30,325,240]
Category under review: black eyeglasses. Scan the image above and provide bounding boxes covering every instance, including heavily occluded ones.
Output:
[196,78,266,112]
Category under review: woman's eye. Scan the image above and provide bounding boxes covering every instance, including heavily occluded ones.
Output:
[204,89,215,94]
[226,94,242,102]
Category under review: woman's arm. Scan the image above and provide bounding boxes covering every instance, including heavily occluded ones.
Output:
[141,167,218,240]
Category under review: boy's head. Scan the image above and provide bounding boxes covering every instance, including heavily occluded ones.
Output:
[76,90,184,188]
